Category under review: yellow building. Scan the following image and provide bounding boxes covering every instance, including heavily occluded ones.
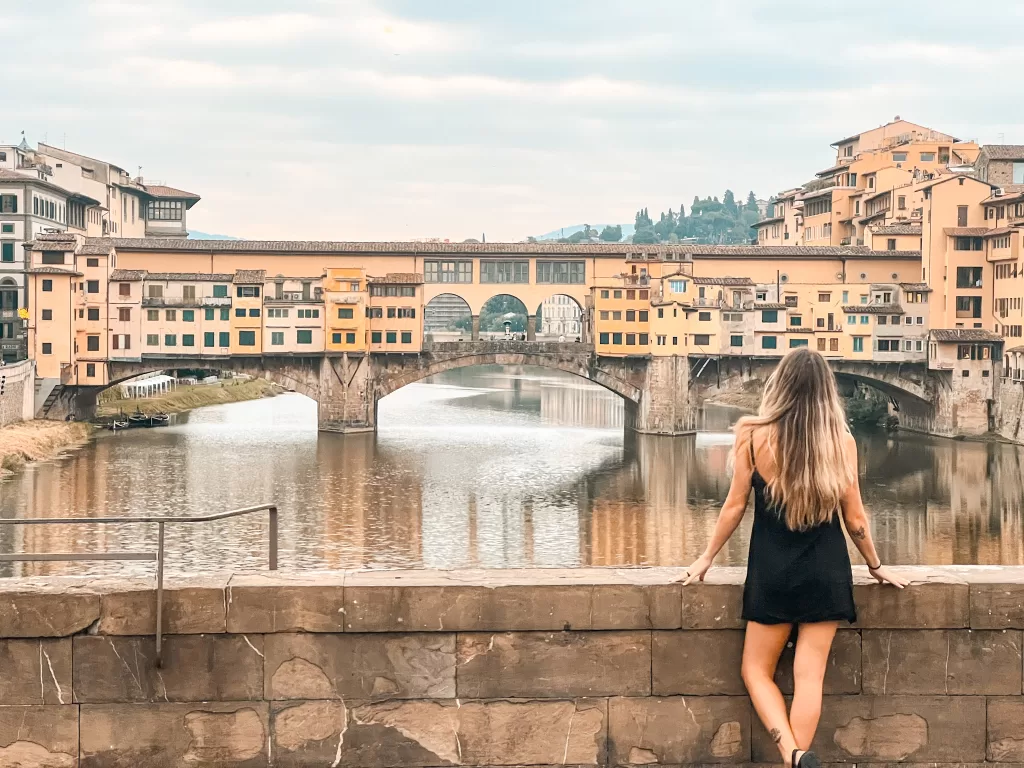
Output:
[229,270,266,355]
[324,267,369,354]
[367,273,424,353]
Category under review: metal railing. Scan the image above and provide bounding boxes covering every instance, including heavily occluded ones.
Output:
[0,503,278,666]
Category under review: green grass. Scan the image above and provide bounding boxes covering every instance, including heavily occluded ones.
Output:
[97,379,279,417]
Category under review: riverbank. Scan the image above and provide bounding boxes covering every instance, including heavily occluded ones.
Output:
[0,420,92,476]
[96,378,280,417]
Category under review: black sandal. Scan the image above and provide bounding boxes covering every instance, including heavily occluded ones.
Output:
[793,750,821,768]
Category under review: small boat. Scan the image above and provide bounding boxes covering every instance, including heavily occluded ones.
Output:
[107,419,129,431]
[128,412,149,426]
[149,413,170,426]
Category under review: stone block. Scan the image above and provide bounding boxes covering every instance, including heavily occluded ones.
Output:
[342,698,607,767]
[0,638,72,705]
[79,702,269,768]
[773,629,861,695]
[652,630,745,695]
[97,575,229,635]
[608,696,750,764]
[862,629,1022,695]
[343,569,680,632]
[0,579,100,637]
[853,581,969,628]
[0,705,79,767]
[457,631,651,698]
[73,635,264,703]
[681,582,745,629]
[226,572,346,633]
[989,697,1024,762]
[972,583,1024,629]
[751,695,985,762]
[265,633,455,700]
[271,700,348,767]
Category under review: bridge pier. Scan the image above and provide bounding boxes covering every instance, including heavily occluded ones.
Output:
[624,355,696,435]
[316,355,376,433]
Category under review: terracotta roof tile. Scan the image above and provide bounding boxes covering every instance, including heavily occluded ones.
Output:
[109,269,146,281]
[148,272,234,282]
[981,145,1024,161]
[368,272,424,284]
[899,282,932,292]
[233,269,266,284]
[754,303,787,310]
[943,227,989,237]
[842,303,904,314]
[984,226,1020,237]
[870,224,921,236]
[141,184,201,200]
[930,329,1002,342]
[691,276,755,286]
[78,243,114,255]
[28,266,82,275]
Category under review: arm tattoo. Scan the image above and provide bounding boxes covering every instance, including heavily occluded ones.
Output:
[770,727,782,744]
[851,525,867,541]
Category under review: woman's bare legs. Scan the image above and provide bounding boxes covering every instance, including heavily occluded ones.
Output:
[789,621,838,749]
[742,622,800,763]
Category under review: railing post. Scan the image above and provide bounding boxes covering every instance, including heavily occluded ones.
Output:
[268,506,278,570]
[156,522,165,668]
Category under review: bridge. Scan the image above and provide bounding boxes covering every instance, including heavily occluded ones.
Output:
[46,344,976,438]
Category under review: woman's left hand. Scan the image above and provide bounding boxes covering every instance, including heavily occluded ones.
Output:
[680,553,713,585]
[869,565,909,588]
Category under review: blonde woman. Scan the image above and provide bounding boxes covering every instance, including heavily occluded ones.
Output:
[683,348,907,767]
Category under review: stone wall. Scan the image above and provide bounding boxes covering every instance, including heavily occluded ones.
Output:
[0,360,34,427]
[1,566,1022,766]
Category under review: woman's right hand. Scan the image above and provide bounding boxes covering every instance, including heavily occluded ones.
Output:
[869,565,908,589]
[681,553,713,585]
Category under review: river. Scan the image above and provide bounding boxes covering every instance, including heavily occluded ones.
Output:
[2,366,1023,577]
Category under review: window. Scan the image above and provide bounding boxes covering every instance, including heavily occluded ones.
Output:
[164,334,177,347]
[903,340,913,352]
[627,289,636,300]
[424,260,473,283]
[370,284,416,298]
[297,309,319,318]
[891,315,901,325]
[371,331,382,344]
[730,335,743,347]
[916,316,924,325]
[147,310,159,321]
[297,330,312,344]
[166,310,177,321]
[213,285,228,298]
[847,315,856,324]
[916,340,923,352]
[0,243,13,263]
[878,339,894,352]
[42,309,52,320]
[698,311,711,322]
[118,282,131,297]
[669,280,687,293]
[235,308,246,317]
[761,310,778,323]
[86,363,96,378]
[536,261,585,284]
[238,330,256,346]
[204,332,215,347]
[0,194,16,213]
[219,332,230,347]
[338,307,354,319]
[182,334,194,347]
[401,331,412,344]
[236,286,261,298]
[249,309,261,318]
[789,338,808,348]
[920,152,935,162]
[897,196,906,211]
[220,307,230,321]
[860,315,869,324]
[147,200,183,220]
[887,239,897,251]
[86,335,100,352]
[853,337,864,352]
[42,279,52,292]
[349,282,360,291]
[761,335,777,349]
[817,293,831,303]
[638,333,649,346]
[599,311,609,320]
[600,290,610,299]
[87,308,99,321]
[784,296,798,308]
[386,331,397,344]
[204,307,215,321]
[85,258,99,268]
[86,280,99,294]
[147,285,163,298]
[956,266,983,287]
[817,338,826,351]
[599,332,611,345]
[480,261,529,283]
[830,338,839,352]
[332,333,342,344]
[182,310,194,322]
[892,152,907,162]
[790,315,803,327]
[42,342,52,354]
[398,308,416,319]
[346,332,356,344]
[638,310,648,322]
[694,334,710,346]
[878,316,887,325]
[672,337,678,345]
[387,307,396,319]
[612,311,622,320]
[956,296,982,318]
[366,307,383,319]
[41,251,64,265]
[182,285,196,301]
[612,332,623,345]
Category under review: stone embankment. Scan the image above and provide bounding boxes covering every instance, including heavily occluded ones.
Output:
[0,566,1022,766]
[0,420,90,475]
[96,378,279,417]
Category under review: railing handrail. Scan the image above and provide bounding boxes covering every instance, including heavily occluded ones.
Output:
[0,503,278,667]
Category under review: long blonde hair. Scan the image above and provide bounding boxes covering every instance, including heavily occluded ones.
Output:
[736,347,854,531]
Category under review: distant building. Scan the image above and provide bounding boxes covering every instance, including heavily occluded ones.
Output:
[540,294,581,336]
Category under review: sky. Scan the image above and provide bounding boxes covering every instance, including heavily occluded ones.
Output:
[5,0,1024,242]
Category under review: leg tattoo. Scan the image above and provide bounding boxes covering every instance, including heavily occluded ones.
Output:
[770,726,782,743]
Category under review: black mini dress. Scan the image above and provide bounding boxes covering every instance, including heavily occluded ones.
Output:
[741,440,857,625]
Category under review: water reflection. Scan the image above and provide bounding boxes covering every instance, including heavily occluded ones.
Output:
[1,365,1023,575]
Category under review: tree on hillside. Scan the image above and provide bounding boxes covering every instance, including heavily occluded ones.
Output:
[723,190,737,215]
[745,191,759,211]
[600,225,622,242]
